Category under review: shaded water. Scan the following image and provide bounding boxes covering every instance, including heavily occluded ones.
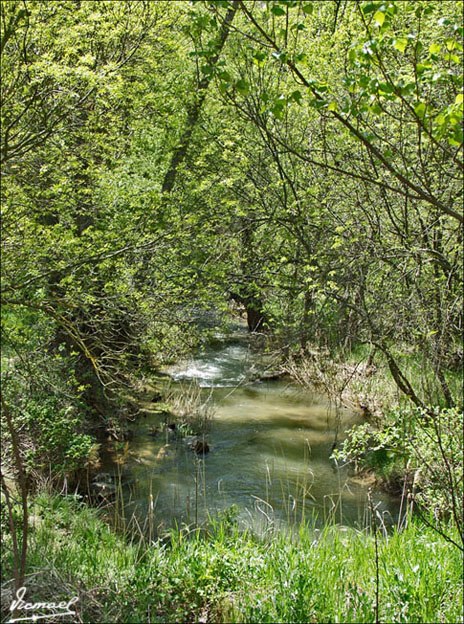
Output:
[103,330,399,535]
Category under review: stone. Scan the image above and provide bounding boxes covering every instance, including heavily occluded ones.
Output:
[192,438,209,455]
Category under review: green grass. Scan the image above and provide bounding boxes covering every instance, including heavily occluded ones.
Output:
[2,493,462,623]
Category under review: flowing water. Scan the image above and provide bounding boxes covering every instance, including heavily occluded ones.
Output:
[102,327,399,535]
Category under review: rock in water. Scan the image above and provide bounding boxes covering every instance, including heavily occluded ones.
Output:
[192,439,210,455]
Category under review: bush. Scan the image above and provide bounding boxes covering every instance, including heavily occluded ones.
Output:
[333,405,463,548]
[2,330,96,483]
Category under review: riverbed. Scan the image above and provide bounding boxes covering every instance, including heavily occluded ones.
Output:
[101,328,399,535]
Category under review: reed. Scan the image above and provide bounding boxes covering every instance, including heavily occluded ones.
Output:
[164,381,215,434]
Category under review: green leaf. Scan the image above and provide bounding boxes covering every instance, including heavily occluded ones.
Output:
[271,5,286,15]
[429,43,441,55]
[399,82,415,95]
[451,128,463,144]
[416,63,431,74]
[370,103,383,115]
[301,3,313,15]
[455,93,464,105]
[235,79,250,95]
[378,82,394,94]
[444,53,460,63]
[362,2,377,14]
[271,99,285,118]
[218,71,231,82]
[374,10,385,26]
[327,101,338,111]
[290,90,303,104]
[393,38,408,53]
[414,102,426,118]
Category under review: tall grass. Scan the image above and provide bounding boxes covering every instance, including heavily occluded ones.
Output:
[1,492,462,623]
[164,381,215,434]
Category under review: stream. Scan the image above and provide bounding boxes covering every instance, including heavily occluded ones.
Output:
[101,326,400,535]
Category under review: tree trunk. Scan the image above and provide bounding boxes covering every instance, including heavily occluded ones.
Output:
[161,1,238,195]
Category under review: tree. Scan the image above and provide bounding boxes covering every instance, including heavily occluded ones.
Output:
[192,0,463,406]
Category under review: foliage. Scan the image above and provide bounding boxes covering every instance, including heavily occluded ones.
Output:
[1,308,95,479]
[0,0,463,609]
[2,0,462,420]
[395,405,463,535]
[333,404,463,548]
[1,493,462,623]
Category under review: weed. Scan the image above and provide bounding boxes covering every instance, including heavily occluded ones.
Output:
[1,493,462,623]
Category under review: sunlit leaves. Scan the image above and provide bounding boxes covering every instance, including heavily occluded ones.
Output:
[373,10,385,27]
[393,38,408,53]
[301,3,313,16]
[414,101,427,119]
[443,52,460,63]
[445,38,461,51]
